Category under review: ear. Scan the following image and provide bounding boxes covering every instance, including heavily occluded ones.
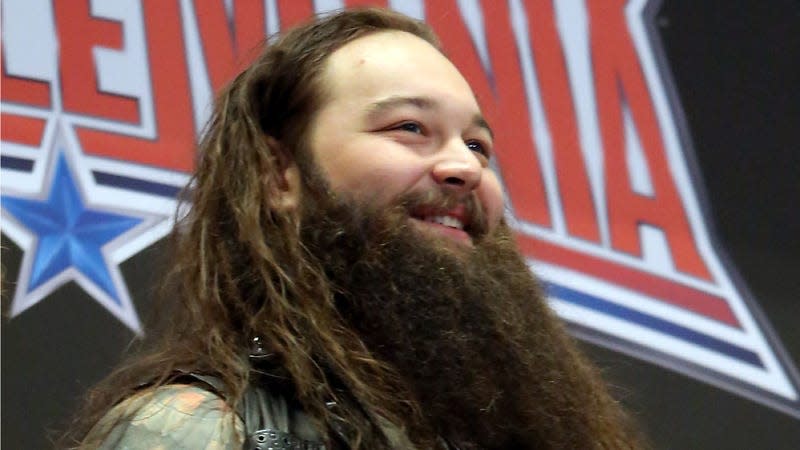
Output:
[264,136,302,212]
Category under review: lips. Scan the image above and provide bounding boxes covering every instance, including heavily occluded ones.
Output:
[412,202,468,224]
[423,214,465,230]
[410,203,472,241]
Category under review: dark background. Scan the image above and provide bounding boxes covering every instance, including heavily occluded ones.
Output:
[2,1,799,448]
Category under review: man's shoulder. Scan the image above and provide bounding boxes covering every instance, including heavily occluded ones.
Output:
[85,384,244,449]
[124,383,236,420]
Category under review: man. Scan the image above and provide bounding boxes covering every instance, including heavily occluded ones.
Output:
[66,8,644,449]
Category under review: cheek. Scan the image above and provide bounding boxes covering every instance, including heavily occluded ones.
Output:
[323,149,427,203]
[478,174,505,229]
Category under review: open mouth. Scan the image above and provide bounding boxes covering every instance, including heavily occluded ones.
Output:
[421,214,465,230]
[409,206,473,244]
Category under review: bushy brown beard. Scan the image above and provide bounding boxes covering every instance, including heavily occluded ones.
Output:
[299,185,636,449]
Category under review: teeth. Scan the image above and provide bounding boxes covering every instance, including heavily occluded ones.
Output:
[425,215,464,230]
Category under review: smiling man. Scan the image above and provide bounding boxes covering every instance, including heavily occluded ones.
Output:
[308,30,503,248]
[65,8,644,450]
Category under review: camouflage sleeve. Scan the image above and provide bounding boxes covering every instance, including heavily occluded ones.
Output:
[85,384,245,450]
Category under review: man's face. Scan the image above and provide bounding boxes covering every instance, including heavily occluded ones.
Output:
[306,31,504,247]
[291,32,630,450]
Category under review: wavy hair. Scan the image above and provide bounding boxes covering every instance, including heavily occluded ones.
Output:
[63,8,440,449]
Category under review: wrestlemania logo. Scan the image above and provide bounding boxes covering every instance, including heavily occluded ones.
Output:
[2,0,798,418]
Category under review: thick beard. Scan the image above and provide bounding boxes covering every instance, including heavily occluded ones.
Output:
[300,187,627,449]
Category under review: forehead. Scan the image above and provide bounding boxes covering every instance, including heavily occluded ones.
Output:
[319,31,479,110]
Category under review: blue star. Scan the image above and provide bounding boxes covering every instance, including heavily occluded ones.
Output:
[2,154,141,304]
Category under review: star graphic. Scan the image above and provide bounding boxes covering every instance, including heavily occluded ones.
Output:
[2,152,145,329]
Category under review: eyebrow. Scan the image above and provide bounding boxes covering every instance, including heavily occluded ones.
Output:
[366,95,494,139]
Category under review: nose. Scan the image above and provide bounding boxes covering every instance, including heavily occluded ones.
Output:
[431,139,483,193]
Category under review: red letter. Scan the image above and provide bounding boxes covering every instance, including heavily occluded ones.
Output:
[54,0,139,123]
[1,43,50,147]
[344,0,388,7]
[193,0,266,92]
[70,0,196,172]
[525,0,600,242]
[587,0,711,279]
[426,0,552,227]
[276,0,314,29]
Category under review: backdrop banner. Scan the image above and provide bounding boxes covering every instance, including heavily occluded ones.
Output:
[2,1,798,448]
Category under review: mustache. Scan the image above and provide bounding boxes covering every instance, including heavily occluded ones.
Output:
[394,190,490,241]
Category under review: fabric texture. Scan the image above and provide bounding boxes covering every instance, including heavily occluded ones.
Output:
[85,384,244,450]
[84,381,420,449]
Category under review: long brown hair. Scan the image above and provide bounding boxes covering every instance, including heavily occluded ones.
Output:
[62,7,645,450]
[63,8,440,449]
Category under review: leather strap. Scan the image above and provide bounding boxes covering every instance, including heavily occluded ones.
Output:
[175,372,326,450]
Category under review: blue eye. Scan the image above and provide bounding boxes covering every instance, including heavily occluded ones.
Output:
[397,122,423,134]
[466,140,490,157]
